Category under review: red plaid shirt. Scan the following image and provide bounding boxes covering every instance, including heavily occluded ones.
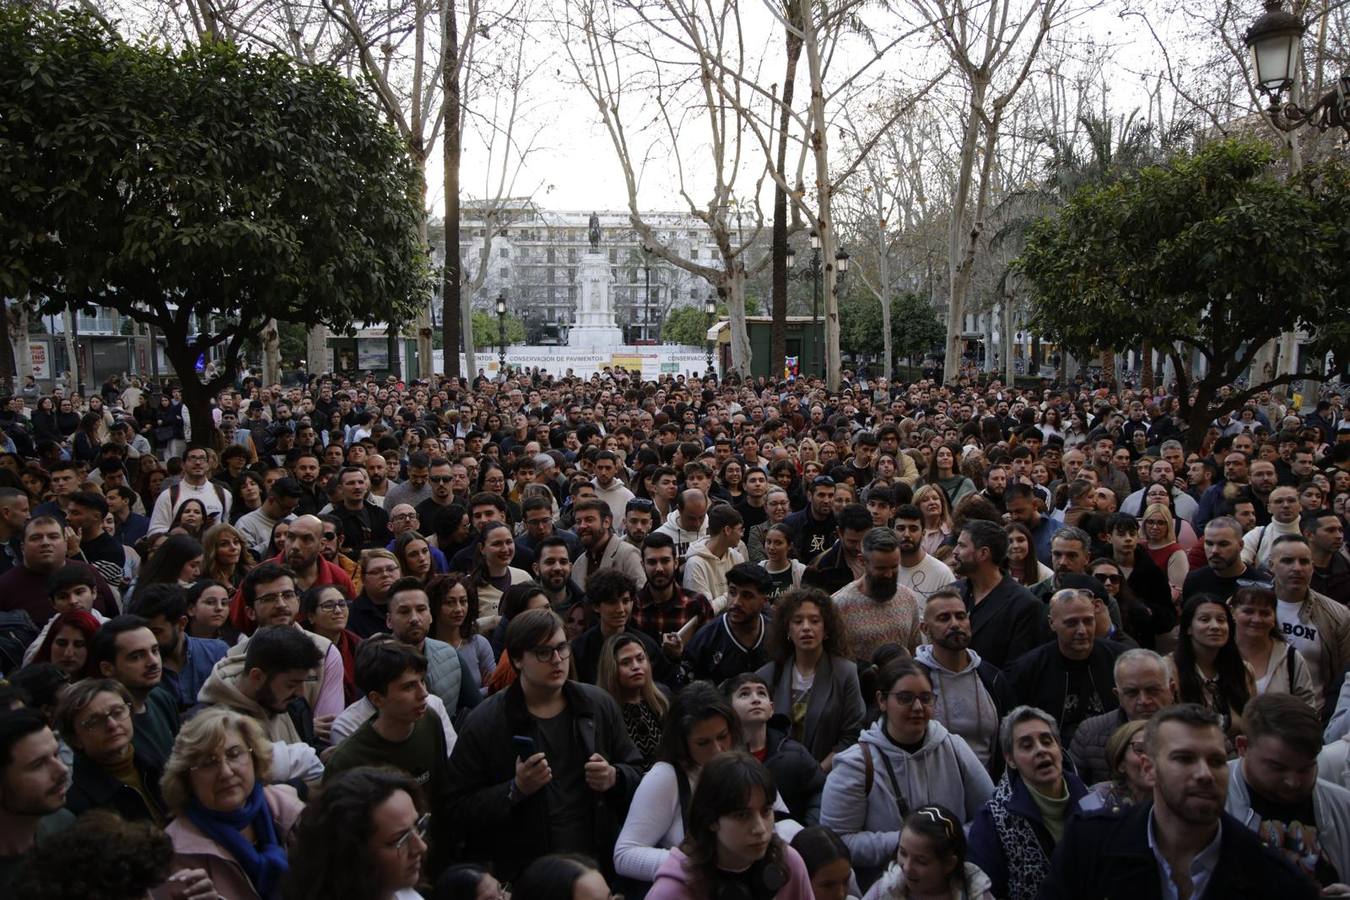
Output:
[632,585,714,640]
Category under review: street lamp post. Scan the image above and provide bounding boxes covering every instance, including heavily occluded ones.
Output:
[1244,0,1349,138]
[495,293,507,374]
[641,243,653,343]
[705,298,716,374]
[786,231,826,378]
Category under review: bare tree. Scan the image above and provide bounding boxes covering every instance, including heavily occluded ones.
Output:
[908,0,1081,384]
[561,0,773,373]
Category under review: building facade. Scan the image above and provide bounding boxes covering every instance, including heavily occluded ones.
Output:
[457,203,724,344]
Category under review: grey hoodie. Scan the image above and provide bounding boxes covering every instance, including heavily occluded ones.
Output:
[820,718,995,888]
[915,645,1001,767]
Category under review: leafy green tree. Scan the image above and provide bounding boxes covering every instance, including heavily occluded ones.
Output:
[471,311,526,348]
[840,289,944,366]
[1018,139,1349,451]
[661,306,710,347]
[0,7,425,435]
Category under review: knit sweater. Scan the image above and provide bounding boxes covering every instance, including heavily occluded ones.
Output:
[831,578,921,663]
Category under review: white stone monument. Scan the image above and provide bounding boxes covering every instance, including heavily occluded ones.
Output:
[567,212,624,350]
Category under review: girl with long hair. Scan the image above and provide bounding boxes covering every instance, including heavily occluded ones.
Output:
[614,683,742,883]
[283,767,427,900]
[185,579,234,641]
[230,471,266,524]
[924,443,975,508]
[1004,523,1050,586]
[469,522,532,624]
[757,588,863,769]
[1140,498,1189,598]
[301,583,361,705]
[1167,594,1254,747]
[646,752,814,900]
[169,497,211,539]
[135,534,205,601]
[598,632,671,767]
[394,531,435,583]
[912,486,953,558]
[201,522,253,588]
[426,574,496,689]
[30,609,101,679]
[760,524,806,604]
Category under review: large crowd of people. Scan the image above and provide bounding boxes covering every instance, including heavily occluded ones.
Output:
[0,365,1347,900]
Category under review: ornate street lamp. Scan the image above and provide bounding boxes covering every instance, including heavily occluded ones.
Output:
[705,298,717,373]
[1244,0,1350,138]
[786,231,826,378]
[495,293,507,372]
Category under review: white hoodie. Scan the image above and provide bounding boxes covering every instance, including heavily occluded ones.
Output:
[682,538,746,612]
[654,509,708,560]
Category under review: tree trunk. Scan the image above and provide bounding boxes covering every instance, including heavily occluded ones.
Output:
[723,268,752,374]
[441,0,463,380]
[876,223,893,383]
[1003,299,1015,385]
[415,210,433,379]
[12,299,30,387]
[165,340,219,449]
[261,319,281,385]
[1141,340,1154,391]
[62,306,79,393]
[0,297,14,395]
[305,325,330,377]
[800,0,841,390]
[769,13,803,379]
[943,77,989,384]
[1101,348,1116,387]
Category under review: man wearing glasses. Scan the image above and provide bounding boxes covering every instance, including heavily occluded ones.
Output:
[447,607,643,881]
[147,444,231,536]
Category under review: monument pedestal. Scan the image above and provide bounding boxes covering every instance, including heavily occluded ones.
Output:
[569,250,623,350]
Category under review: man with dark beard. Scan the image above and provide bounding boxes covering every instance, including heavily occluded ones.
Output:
[1042,704,1317,900]
[914,588,1015,772]
[830,527,922,663]
[951,520,1046,669]
[197,625,324,747]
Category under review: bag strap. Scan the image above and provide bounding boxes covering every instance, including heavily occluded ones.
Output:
[862,741,874,796]
[676,765,693,832]
[1287,644,1297,686]
[875,747,911,819]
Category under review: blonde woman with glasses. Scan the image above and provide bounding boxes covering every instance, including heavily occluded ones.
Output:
[161,706,301,900]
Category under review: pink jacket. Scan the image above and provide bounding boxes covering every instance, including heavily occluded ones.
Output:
[647,845,815,900]
[165,784,304,900]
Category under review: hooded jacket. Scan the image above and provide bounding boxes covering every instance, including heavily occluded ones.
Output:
[860,861,993,900]
[647,845,815,900]
[198,649,306,745]
[655,509,708,560]
[819,719,995,888]
[682,538,746,610]
[914,645,1015,774]
[1226,757,1350,881]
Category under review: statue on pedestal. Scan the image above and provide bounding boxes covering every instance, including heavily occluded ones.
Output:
[588,212,601,250]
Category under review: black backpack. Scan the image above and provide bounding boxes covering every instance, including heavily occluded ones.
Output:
[0,610,39,676]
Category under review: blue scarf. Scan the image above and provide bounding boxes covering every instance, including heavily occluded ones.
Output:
[185,782,289,899]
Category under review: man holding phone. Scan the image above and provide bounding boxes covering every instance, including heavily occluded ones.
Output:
[446,607,644,880]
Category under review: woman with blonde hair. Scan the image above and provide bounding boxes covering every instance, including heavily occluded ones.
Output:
[1078,719,1152,814]
[161,706,302,900]
[912,484,953,557]
[598,632,671,766]
[1140,500,1188,598]
[202,522,254,588]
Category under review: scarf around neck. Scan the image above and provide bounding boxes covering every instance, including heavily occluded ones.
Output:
[185,781,289,899]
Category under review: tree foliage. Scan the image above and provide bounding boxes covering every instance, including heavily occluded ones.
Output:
[840,290,945,364]
[661,305,714,347]
[470,311,526,347]
[1017,138,1349,449]
[0,6,426,433]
